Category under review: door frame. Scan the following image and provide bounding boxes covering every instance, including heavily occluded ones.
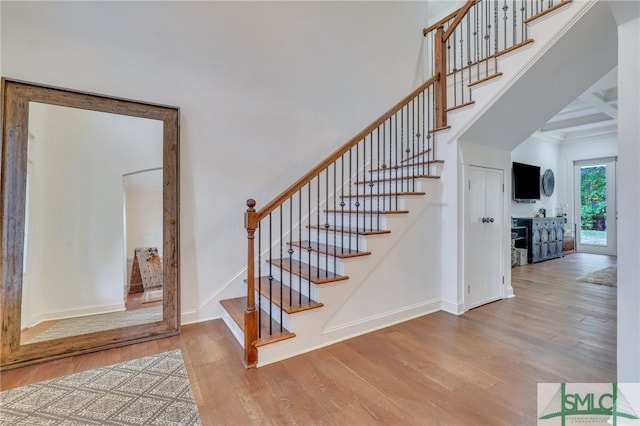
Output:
[464,165,505,311]
[573,157,617,255]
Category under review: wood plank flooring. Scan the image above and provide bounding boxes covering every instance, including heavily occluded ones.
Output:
[19,292,162,343]
[1,253,616,425]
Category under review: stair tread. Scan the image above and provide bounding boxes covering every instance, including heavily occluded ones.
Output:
[324,209,409,215]
[370,159,444,173]
[340,191,426,198]
[429,126,451,133]
[447,101,475,112]
[468,72,503,88]
[254,276,324,313]
[401,148,432,163]
[307,224,391,236]
[268,258,349,285]
[289,240,371,258]
[493,39,534,58]
[220,296,296,347]
[354,175,440,185]
[524,0,571,24]
[447,57,494,77]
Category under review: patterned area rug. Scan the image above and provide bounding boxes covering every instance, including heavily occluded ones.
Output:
[576,265,617,287]
[0,350,201,425]
[26,306,162,343]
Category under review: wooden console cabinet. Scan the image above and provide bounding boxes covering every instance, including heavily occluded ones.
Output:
[513,217,565,263]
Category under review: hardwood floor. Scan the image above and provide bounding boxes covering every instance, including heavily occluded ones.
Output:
[19,292,162,343]
[1,253,616,425]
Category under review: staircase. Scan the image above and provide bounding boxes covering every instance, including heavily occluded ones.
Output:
[220,0,581,368]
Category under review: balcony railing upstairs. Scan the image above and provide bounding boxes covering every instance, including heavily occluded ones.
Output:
[424,0,572,120]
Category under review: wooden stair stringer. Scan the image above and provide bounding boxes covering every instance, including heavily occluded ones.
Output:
[254,179,443,367]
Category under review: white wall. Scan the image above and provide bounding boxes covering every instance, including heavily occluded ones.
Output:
[1,1,430,324]
[124,174,163,259]
[439,137,462,313]
[23,103,162,326]
[326,200,442,327]
[124,183,163,299]
[511,135,561,219]
[616,15,640,383]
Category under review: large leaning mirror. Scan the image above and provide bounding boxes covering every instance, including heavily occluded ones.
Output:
[1,78,180,369]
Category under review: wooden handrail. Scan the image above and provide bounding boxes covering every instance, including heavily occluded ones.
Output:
[255,73,439,221]
[423,8,459,36]
[425,0,475,129]
[257,0,567,224]
[442,0,477,42]
[422,0,478,37]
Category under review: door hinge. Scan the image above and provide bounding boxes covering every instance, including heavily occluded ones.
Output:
[468,180,471,190]
[502,184,505,192]
[502,276,504,284]
[467,284,470,294]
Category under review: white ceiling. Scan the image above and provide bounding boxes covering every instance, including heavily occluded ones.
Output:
[534,67,618,143]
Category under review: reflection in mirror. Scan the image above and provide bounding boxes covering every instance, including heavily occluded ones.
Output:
[124,168,164,303]
[1,78,180,369]
[20,103,164,344]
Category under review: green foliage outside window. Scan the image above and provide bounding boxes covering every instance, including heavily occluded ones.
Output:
[580,166,606,230]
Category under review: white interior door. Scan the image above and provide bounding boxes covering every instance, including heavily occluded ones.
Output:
[466,166,503,310]
[574,158,617,255]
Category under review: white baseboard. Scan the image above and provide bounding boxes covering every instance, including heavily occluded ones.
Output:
[28,302,125,328]
[322,299,440,335]
[257,299,441,368]
[505,285,515,298]
[440,299,464,315]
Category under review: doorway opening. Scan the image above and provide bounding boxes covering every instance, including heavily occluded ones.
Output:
[574,158,617,255]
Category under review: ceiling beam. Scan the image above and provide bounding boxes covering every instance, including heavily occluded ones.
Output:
[540,112,613,132]
[578,92,618,119]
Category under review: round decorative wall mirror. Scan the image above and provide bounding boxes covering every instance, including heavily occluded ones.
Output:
[542,168,555,197]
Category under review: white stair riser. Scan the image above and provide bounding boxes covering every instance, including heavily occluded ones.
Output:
[255,291,291,330]
[369,162,442,180]
[286,246,345,275]
[324,212,389,229]
[338,196,409,211]
[446,59,497,108]
[308,228,368,251]
[354,179,425,193]
[262,265,319,300]
[221,309,244,349]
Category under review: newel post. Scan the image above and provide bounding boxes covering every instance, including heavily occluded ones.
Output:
[434,24,448,129]
[243,199,259,368]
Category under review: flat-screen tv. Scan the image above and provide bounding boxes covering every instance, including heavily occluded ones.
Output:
[512,161,540,201]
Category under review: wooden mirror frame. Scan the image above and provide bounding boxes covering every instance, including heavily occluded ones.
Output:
[0,78,180,369]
